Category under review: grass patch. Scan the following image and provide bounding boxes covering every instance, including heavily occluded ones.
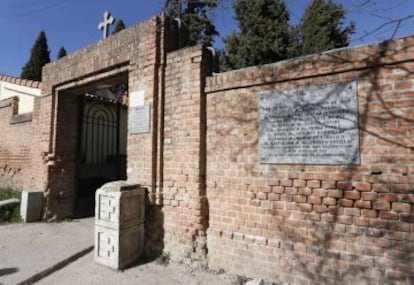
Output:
[0,187,21,200]
[0,188,22,223]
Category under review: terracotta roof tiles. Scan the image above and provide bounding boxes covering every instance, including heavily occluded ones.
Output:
[0,74,42,89]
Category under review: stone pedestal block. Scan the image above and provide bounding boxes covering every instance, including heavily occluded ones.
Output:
[94,181,146,270]
[95,224,144,269]
[20,191,43,222]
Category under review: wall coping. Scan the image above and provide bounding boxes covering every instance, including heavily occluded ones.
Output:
[206,35,414,93]
[0,75,42,89]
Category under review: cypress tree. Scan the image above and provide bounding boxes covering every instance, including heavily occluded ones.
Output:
[164,0,218,47]
[299,0,355,55]
[21,31,51,81]
[57,46,67,59]
[112,19,126,34]
[222,0,298,70]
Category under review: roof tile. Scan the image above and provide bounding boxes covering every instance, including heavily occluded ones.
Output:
[0,74,42,89]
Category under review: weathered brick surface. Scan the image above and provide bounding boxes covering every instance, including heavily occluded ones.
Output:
[205,37,414,284]
[161,46,211,264]
[0,97,32,190]
[3,14,414,284]
[38,16,174,219]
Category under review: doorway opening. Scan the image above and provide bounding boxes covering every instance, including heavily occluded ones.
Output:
[53,71,128,218]
[75,85,128,217]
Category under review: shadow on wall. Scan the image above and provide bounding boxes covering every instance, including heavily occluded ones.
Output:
[207,38,414,283]
[144,199,165,262]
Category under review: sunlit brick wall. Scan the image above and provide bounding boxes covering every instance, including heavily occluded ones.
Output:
[205,37,414,284]
[0,97,33,190]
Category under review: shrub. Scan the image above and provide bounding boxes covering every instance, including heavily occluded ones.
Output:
[0,188,22,223]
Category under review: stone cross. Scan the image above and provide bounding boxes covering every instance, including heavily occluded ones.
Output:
[98,11,115,39]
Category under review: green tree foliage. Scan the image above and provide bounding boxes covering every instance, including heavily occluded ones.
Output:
[222,0,298,70]
[164,0,218,47]
[21,31,51,81]
[112,19,126,34]
[57,46,67,59]
[299,0,355,55]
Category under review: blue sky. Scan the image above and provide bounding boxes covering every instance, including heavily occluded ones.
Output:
[0,0,413,77]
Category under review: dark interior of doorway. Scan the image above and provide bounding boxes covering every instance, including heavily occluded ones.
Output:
[74,81,128,218]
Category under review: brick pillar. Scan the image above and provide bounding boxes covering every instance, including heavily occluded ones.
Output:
[162,46,212,265]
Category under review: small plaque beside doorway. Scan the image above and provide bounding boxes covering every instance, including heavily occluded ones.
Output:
[128,104,151,134]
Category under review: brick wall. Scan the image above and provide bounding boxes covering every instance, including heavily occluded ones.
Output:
[205,37,414,284]
[13,13,414,283]
[38,16,176,218]
[161,46,211,265]
[0,97,33,190]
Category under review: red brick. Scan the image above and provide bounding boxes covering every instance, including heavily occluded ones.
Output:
[336,215,353,225]
[272,201,284,209]
[312,188,327,197]
[369,219,389,228]
[362,210,378,218]
[293,195,307,203]
[395,80,412,90]
[398,194,414,203]
[296,203,313,212]
[344,191,361,200]
[313,205,328,214]
[328,189,343,198]
[272,186,285,194]
[307,180,321,188]
[306,212,321,221]
[355,200,372,209]
[285,187,298,195]
[337,181,353,190]
[298,188,312,196]
[338,199,354,207]
[344,208,361,216]
[321,214,336,222]
[258,186,273,193]
[299,172,314,180]
[322,180,336,189]
[308,196,322,205]
[257,192,267,200]
[322,197,337,206]
[330,173,351,181]
[378,193,398,202]
[389,184,412,193]
[361,192,377,201]
[268,193,280,201]
[280,179,293,187]
[354,182,372,191]
[354,217,369,226]
[281,194,293,202]
[373,201,391,211]
[379,211,399,220]
[373,238,392,248]
[293,179,306,187]
[392,202,411,213]
[372,184,389,192]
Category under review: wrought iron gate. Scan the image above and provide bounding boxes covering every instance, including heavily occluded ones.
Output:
[81,98,119,167]
[76,95,126,216]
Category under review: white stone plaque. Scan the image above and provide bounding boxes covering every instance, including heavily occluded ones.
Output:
[258,81,360,165]
[129,90,145,107]
[128,104,151,134]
